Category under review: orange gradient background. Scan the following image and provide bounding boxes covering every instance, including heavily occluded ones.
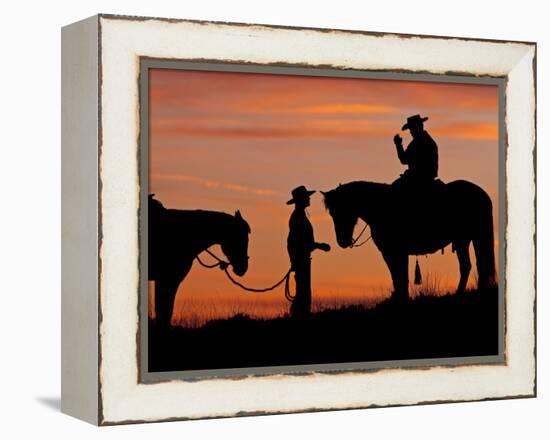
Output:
[148,68,499,326]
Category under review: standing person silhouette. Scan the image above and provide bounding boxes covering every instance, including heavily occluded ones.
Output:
[393,114,439,188]
[286,186,331,318]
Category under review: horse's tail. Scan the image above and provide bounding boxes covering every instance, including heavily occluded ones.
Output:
[472,193,496,289]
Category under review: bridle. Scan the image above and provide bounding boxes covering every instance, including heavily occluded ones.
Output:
[350,221,371,248]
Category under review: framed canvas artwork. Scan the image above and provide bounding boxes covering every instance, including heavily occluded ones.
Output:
[61,14,536,425]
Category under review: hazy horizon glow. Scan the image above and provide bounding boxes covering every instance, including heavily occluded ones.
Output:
[148,68,500,326]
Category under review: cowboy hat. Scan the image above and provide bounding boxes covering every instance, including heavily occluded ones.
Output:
[286,185,316,205]
[402,114,429,130]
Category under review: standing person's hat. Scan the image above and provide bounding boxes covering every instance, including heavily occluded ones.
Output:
[286,185,316,205]
[402,114,429,130]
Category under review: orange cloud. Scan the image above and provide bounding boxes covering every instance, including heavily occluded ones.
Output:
[152,173,280,197]
[151,116,395,139]
[432,122,498,141]
[284,103,397,115]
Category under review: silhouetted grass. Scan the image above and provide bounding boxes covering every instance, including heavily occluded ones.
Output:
[151,284,383,328]
[148,286,499,372]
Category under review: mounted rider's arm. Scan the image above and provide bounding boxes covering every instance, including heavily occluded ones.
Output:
[393,134,408,164]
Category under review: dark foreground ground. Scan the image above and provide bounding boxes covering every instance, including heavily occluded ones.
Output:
[148,287,499,373]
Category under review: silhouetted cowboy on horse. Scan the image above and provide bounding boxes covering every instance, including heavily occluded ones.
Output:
[393,114,439,186]
[391,114,445,227]
[323,114,496,301]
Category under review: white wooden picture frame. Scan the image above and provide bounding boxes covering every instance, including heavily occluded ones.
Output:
[61,14,536,425]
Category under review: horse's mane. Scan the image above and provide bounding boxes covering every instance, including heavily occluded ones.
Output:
[323,181,389,210]
[172,210,251,233]
[149,195,251,234]
[199,210,251,233]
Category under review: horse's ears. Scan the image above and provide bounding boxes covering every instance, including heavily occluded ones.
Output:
[320,190,326,196]
[235,210,251,233]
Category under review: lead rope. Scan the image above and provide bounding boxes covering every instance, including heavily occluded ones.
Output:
[195,250,295,300]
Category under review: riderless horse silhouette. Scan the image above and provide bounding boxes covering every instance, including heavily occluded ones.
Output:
[322,181,496,300]
[148,195,251,327]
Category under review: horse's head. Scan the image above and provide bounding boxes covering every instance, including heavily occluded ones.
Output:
[221,210,251,277]
[322,185,360,248]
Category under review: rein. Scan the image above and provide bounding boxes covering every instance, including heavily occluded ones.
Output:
[195,249,295,300]
[350,222,372,248]
[195,250,228,269]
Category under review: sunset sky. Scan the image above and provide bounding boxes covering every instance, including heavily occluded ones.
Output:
[148,68,500,325]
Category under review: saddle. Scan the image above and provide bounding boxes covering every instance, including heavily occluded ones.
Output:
[392,173,444,197]
[390,176,446,237]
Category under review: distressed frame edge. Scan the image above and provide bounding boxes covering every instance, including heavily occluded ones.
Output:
[61,14,101,425]
[532,43,538,399]
[97,12,537,47]
[503,44,537,400]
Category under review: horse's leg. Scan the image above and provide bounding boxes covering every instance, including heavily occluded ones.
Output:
[154,277,180,327]
[382,252,409,301]
[154,261,193,327]
[455,241,472,294]
[396,253,409,300]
